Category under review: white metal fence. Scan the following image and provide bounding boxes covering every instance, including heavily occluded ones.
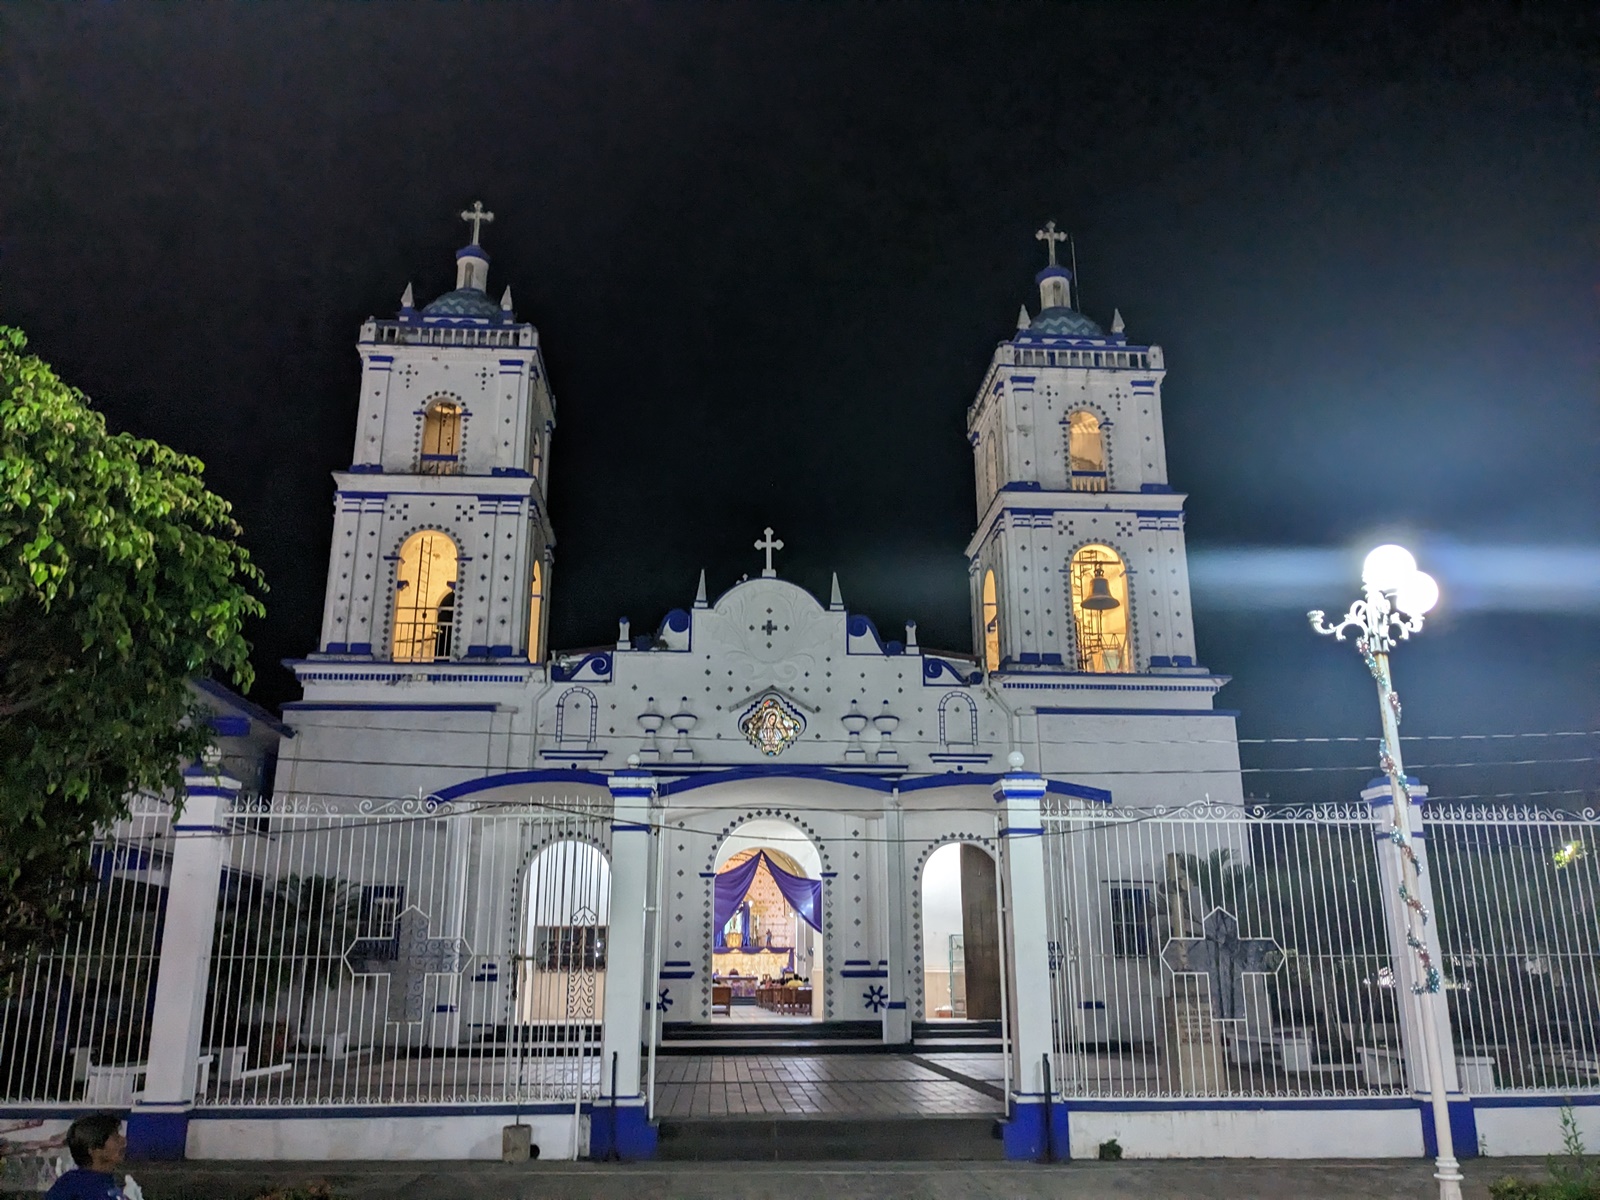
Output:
[201,794,612,1107]
[1042,800,1406,1099]
[1429,803,1600,1095]
[0,797,172,1106]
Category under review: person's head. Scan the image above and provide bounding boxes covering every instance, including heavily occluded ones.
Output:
[66,1113,125,1170]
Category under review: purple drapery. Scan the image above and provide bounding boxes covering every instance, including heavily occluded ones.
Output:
[713,852,822,946]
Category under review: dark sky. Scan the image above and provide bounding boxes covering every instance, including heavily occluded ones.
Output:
[2,4,1595,805]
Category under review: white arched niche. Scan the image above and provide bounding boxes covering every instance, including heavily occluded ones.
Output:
[519,840,612,1024]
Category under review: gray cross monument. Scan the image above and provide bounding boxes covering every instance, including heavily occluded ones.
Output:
[1161,907,1283,1091]
[1162,907,1285,1023]
[346,908,469,1024]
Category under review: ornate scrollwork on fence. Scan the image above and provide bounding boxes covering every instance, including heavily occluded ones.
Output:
[1243,801,1374,823]
[357,795,456,816]
[1045,799,1375,826]
[229,794,341,816]
[1427,802,1599,826]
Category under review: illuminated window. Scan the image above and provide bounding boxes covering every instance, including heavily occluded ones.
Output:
[392,530,459,662]
[527,559,544,662]
[1070,544,1130,673]
[420,398,463,474]
[1067,411,1107,492]
[982,570,1001,673]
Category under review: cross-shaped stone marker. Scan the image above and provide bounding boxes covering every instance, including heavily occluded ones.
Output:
[460,200,495,245]
[345,907,469,1023]
[754,527,784,578]
[1035,219,1069,267]
[1161,907,1283,1023]
[761,619,779,636]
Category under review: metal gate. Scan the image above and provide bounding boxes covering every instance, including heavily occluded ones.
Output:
[201,793,612,1109]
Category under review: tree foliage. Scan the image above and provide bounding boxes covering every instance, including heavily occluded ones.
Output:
[0,325,265,972]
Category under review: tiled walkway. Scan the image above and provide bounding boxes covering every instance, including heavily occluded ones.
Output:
[652,1053,1004,1118]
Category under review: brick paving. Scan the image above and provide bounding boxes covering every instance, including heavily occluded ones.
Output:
[652,1053,1004,1117]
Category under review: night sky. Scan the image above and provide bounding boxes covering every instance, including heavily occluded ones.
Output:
[2,4,1595,805]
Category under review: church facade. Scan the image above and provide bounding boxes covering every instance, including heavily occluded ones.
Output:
[275,212,1241,998]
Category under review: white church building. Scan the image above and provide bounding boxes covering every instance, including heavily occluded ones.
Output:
[6,208,1584,1173]
[240,209,1245,1157]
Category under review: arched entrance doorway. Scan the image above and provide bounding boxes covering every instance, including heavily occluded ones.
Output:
[710,820,823,1022]
[920,842,1002,1021]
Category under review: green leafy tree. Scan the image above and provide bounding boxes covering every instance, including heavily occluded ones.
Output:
[0,325,265,973]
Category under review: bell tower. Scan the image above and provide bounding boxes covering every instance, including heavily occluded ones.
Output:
[964,224,1204,687]
[312,203,557,665]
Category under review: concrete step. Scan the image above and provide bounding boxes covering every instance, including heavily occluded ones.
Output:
[656,1114,1006,1161]
[654,1038,890,1056]
[662,1020,880,1042]
[913,1019,1002,1040]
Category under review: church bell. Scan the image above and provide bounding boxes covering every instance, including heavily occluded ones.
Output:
[1082,566,1120,611]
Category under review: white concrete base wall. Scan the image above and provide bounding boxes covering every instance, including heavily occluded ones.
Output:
[1477,1103,1600,1157]
[1069,1106,1424,1159]
[187,1112,585,1161]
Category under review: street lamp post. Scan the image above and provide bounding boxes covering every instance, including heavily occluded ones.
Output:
[1310,545,1462,1200]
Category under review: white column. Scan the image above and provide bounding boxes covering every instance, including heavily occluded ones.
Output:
[1363,777,1461,1096]
[594,767,658,1158]
[993,758,1063,1160]
[127,766,239,1161]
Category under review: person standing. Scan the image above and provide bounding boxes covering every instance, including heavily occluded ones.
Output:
[46,1113,138,1199]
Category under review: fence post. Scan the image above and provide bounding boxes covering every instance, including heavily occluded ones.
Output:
[1363,776,1474,1159]
[881,796,911,1045]
[593,765,658,1160]
[126,765,239,1161]
[994,754,1066,1160]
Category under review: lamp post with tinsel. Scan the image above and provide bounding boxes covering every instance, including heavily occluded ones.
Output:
[1310,544,1462,1200]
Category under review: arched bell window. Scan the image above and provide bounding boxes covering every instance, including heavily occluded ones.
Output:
[1069,544,1130,673]
[392,530,459,662]
[982,569,1001,674]
[527,559,545,662]
[1067,411,1107,492]
[420,399,463,474]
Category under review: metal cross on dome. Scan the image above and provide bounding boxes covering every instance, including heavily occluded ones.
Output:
[754,527,784,578]
[460,201,494,245]
[1035,219,1069,267]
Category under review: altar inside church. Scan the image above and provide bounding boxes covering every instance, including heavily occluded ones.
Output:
[714,947,794,986]
[713,845,822,1016]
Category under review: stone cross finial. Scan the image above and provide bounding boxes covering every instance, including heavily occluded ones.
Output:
[754,527,784,578]
[1035,220,1069,267]
[460,201,495,245]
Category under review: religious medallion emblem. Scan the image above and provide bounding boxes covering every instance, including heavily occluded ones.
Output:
[739,694,804,756]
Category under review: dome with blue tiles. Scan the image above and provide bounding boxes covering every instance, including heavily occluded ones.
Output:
[422,287,503,318]
[1023,307,1103,337]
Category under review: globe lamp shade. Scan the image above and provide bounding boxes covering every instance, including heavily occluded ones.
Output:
[1362,544,1418,592]
[1395,570,1440,616]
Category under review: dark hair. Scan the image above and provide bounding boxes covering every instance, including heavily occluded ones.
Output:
[66,1112,121,1168]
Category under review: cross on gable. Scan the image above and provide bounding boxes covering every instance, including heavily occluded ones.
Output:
[460,200,494,245]
[754,527,784,578]
[345,907,468,1024]
[1035,219,1069,267]
[1161,907,1283,1023]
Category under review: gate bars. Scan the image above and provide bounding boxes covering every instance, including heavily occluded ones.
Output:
[0,797,172,1105]
[198,794,612,1108]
